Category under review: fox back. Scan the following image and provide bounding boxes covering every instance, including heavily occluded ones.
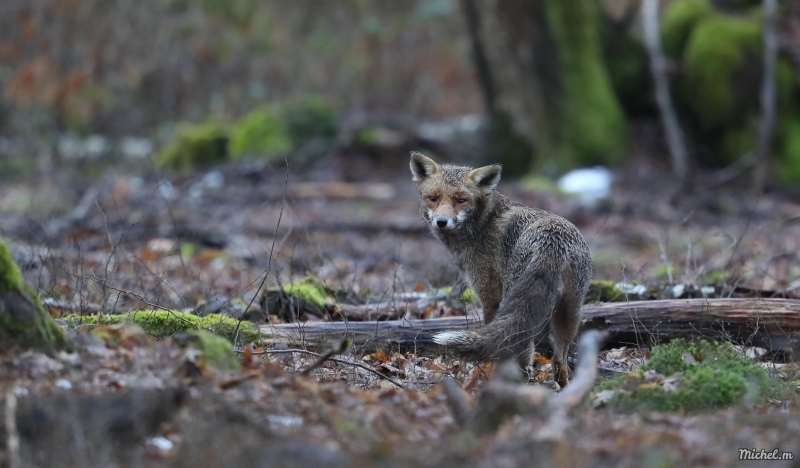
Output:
[410,152,592,387]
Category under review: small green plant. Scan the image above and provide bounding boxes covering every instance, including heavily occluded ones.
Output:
[598,339,781,413]
[229,105,291,158]
[155,122,229,170]
[158,96,338,170]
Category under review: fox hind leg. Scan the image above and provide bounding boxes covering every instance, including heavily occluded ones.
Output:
[551,293,582,388]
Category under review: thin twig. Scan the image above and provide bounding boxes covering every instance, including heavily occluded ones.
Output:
[300,339,352,375]
[245,348,404,388]
[234,159,290,345]
[724,193,761,271]
[81,275,200,330]
[5,389,20,468]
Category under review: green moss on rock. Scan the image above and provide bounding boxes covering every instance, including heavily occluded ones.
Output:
[683,14,761,133]
[264,276,336,319]
[230,105,292,158]
[661,0,714,59]
[585,280,624,302]
[155,122,230,170]
[0,242,70,352]
[177,330,240,371]
[275,277,332,309]
[65,310,260,344]
[157,96,338,170]
[0,242,25,292]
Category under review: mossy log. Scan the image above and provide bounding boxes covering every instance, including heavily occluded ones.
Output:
[259,298,800,352]
[65,310,261,344]
[0,242,69,352]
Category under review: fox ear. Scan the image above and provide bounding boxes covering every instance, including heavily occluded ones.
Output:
[468,164,502,191]
[410,152,440,183]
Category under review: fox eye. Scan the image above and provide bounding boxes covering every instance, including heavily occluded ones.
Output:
[456,198,467,204]
[428,196,438,203]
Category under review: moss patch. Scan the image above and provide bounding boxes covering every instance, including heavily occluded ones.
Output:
[585,280,624,302]
[156,96,338,170]
[230,105,292,158]
[543,0,627,169]
[0,242,70,352]
[683,14,761,133]
[661,0,714,58]
[264,276,337,319]
[155,122,230,170]
[0,242,25,291]
[64,310,260,344]
[176,330,240,371]
[598,339,781,413]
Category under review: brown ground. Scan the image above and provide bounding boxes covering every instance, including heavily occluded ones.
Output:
[1,152,800,467]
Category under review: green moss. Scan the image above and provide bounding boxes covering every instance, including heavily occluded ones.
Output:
[0,243,24,291]
[683,14,761,131]
[661,0,714,59]
[64,310,260,344]
[652,263,683,280]
[0,242,70,351]
[177,330,240,371]
[697,270,732,285]
[155,122,230,170]
[163,96,338,169]
[461,288,478,303]
[543,0,627,168]
[585,280,623,302]
[599,339,780,413]
[230,105,291,158]
[282,96,338,145]
[274,277,332,309]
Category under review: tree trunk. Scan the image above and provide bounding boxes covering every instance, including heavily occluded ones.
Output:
[467,0,627,173]
[753,0,779,191]
[0,242,69,352]
[259,298,800,353]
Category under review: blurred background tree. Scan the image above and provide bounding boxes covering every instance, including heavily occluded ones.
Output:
[1,0,799,186]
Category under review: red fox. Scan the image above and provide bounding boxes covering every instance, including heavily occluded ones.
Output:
[410,152,592,387]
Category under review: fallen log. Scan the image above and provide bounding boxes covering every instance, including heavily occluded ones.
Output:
[259,314,482,352]
[581,297,800,350]
[258,298,800,352]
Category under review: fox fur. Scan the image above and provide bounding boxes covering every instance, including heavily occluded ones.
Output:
[410,152,592,387]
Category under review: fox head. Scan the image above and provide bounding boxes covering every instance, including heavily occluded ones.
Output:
[409,152,501,234]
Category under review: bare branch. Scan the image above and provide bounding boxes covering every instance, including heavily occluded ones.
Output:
[247,348,404,389]
[300,339,352,376]
[642,0,690,182]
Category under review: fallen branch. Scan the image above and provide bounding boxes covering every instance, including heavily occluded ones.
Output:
[246,347,404,388]
[300,339,351,376]
[259,298,800,352]
[259,315,481,352]
[441,330,606,435]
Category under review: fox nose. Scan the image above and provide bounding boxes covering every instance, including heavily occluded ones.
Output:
[436,218,448,228]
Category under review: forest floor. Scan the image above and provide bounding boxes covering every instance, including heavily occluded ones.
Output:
[1,150,800,467]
